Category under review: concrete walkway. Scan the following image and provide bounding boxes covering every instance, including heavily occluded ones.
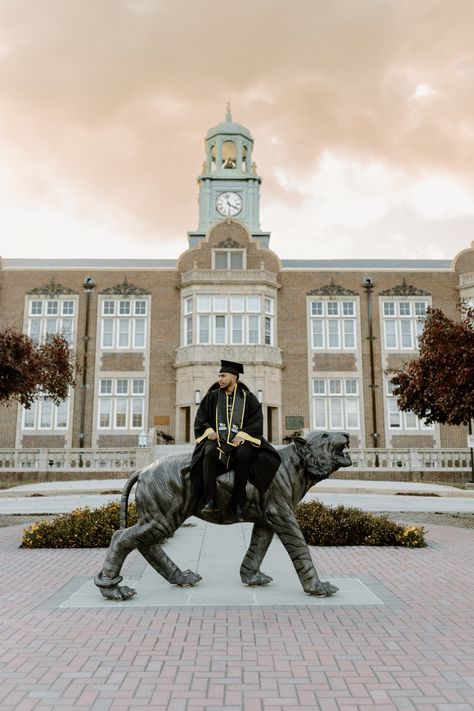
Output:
[0,509,473,709]
[1,477,474,514]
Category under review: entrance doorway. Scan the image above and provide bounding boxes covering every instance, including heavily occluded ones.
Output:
[267,406,278,443]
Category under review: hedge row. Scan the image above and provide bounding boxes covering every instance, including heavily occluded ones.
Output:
[21,499,426,549]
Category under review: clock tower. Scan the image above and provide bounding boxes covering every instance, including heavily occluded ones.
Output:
[188,105,270,248]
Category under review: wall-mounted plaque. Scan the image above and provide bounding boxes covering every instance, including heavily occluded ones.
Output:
[285,416,304,430]
[154,416,170,426]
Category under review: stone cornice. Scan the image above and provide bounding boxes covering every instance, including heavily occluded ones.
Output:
[27,278,78,296]
[307,279,357,296]
[99,278,151,296]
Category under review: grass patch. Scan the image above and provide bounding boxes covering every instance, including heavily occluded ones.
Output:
[21,499,426,549]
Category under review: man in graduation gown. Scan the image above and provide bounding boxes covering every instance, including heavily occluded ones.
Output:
[190,360,281,518]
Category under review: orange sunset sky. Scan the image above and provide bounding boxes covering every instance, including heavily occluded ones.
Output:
[0,0,473,261]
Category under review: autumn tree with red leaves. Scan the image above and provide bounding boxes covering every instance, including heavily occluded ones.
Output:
[0,329,76,408]
[388,305,474,427]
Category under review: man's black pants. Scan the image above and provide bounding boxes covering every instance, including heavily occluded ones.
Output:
[202,439,252,508]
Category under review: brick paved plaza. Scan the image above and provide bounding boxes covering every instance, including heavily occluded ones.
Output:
[0,520,473,711]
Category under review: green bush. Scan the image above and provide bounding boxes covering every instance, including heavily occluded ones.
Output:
[21,501,137,549]
[21,498,426,549]
[295,500,426,548]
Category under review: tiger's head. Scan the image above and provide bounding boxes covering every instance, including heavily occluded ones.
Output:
[294,431,352,482]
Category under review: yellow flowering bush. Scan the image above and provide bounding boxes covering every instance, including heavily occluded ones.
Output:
[21,501,138,548]
[296,500,426,548]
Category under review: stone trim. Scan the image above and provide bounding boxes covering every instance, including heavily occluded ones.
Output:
[307,279,357,296]
[27,278,77,296]
[216,238,243,248]
[379,278,430,297]
[99,278,150,296]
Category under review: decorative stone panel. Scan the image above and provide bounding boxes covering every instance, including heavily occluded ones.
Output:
[27,279,77,296]
[22,435,66,448]
[379,278,430,296]
[391,435,434,448]
[98,434,138,448]
[99,278,150,295]
[312,354,357,371]
[101,353,145,372]
[307,279,357,296]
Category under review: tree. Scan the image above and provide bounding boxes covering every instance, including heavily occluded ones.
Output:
[388,305,474,427]
[0,329,76,408]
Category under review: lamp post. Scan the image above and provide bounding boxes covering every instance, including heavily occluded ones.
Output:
[363,276,379,467]
[78,277,95,461]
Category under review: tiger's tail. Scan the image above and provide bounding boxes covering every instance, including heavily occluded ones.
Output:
[120,471,140,529]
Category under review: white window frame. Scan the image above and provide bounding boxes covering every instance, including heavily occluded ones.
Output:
[312,378,361,431]
[97,377,146,431]
[310,299,357,351]
[26,297,77,347]
[385,379,434,431]
[100,297,149,350]
[212,249,246,270]
[381,299,429,351]
[21,394,71,431]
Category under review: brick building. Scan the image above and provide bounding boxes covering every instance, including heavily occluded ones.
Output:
[1,109,473,452]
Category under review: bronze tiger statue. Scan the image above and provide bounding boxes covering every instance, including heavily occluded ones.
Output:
[95,430,352,600]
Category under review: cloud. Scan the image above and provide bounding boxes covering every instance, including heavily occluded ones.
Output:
[0,0,473,259]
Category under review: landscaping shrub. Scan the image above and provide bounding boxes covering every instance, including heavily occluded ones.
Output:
[21,501,137,549]
[21,498,426,549]
[296,500,426,548]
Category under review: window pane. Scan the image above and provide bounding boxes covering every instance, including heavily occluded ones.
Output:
[99,398,111,428]
[311,320,323,348]
[131,399,144,428]
[46,319,57,337]
[384,302,395,316]
[30,300,43,315]
[184,296,193,314]
[230,296,244,312]
[215,251,227,269]
[311,301,323,316]
[213,296,226,312]
[199,315,210,343]
[116,379,128,395]
[134,300,147,315]
[415,302,427,316]
[47,301,58,315]
[313,379,325,395]
[345,379,358,395]
[29,320,41,343]
[389,400,401,428]
[133,319,145,348]
[62,300,74,315]
[132,379,145,395]
[400,320,413,348]
[329,399,343,428]
[343,320,355,348]
[215,315,226,343]
[230,251,243,269]
[399,302,411,316]
[197,295,211,312]
[329,379,342,395]
[232,315,243,344]
[115,399,127,428]
[248,314,259,343]
[100,379,112,394]
[405,411,417,429]
[343,301,354,316]
[119,301,131,315]
[185,316,193,345]
[384,320,397,348]
[102,320,114,347]
[327,302,339,316]
[40,400,53,428]
[23,405,36,428]
[118,319,130,347]
[264,297,274,314]
[327,320,340,348]
[264,316,272,345]
[56,400,68,428]
[103,300,115,315]
[346,399,359,429]
[247,296,261,312]
[313,399,326,428]
[60,319,73,344]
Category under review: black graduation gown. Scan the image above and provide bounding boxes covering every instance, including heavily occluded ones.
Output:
[190,384,281,496]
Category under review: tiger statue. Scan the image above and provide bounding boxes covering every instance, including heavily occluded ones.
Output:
[95,430,351,600]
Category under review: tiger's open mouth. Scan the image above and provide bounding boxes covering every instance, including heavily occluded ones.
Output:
[334,435,352,468]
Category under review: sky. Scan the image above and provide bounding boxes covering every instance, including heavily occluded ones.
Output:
[1,0,474,262]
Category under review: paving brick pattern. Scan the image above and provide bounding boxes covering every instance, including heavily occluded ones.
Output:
[0,523,473,710]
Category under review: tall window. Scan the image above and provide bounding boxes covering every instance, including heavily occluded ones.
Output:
[213,249,245,270]
[97,378,145,430]
[382,300,428,350]
[312,378,360,430]
[386,380,433,430]
[182,294,275,346]
[27,298,76,346]
[22,395,70,430]
[310,300,356,350]
[100,298,148,350]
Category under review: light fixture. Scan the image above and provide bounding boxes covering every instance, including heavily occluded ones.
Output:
[194,389,201,405]
[257,389,263,403]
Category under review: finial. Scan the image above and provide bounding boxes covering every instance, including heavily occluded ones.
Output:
[225,102,232,121]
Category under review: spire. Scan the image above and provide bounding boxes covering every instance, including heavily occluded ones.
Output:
[225,102,232,121]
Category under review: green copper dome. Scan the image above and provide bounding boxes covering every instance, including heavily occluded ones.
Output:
[206,105,253,141]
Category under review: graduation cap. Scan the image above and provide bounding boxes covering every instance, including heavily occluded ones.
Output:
[219,360,244,376]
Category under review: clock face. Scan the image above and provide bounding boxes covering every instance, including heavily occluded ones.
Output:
[216,191,243,217]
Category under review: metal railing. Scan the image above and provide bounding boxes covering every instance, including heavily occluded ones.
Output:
[0,446,471,473]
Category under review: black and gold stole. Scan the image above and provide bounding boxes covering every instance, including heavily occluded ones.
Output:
[215,386,247,466]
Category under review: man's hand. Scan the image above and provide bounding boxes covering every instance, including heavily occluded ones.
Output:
[207,430,218,440]
[232,435,245,445]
